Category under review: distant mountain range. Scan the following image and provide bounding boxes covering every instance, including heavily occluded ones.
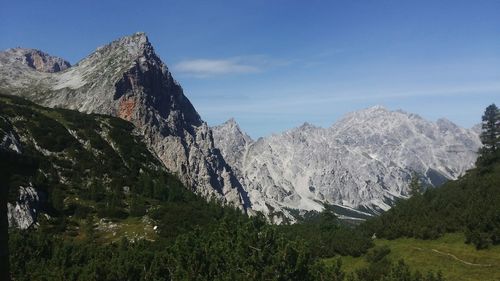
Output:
[0,33,481,223]
[213,106,480,222]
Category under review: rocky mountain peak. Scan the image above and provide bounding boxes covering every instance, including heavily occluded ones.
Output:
[212,119,253,182]
[0,48,70,73]
[297,122,318,131]
[224,117,238,126]
[219,118,248,136]
[334,106,425,132]
[213,106,481,222]
[368,105,387,111]
[214,118,253,146]
[93,32,151,57]
[78,32,158,72]
[339,105,391,123]
[0,32,249,212]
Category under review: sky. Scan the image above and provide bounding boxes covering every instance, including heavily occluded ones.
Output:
[1,0,499,138]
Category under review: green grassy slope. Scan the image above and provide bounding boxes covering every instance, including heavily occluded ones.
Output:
[327,233,500,281]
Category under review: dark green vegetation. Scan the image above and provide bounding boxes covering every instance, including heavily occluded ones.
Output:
[478,103,500,167]
[362,104,500,249]
[8,212,444,281]
[3,97,498,280]
[280,206,373,258]
[0,93,192,237]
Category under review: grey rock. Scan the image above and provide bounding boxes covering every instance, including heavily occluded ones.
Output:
[0,33,248,211]
[213,106,481,222]
[0,48,70,73]
[7,184,40,229]
[0,116,22,154]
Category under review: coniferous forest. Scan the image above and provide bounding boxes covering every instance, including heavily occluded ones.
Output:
[1,96,499,280]
[2,2,499,280]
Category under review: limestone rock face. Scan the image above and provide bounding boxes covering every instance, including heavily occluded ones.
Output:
[7,184,41,229]
[0,48,70,73]
[212,118,253,181]
[0,117,22,154]
[213,106,481,222]
[0,33,248,210]
[1,119,40,229]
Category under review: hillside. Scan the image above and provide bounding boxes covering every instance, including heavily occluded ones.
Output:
[361,153,500,249]
[314,153,500,281]
[330,233,500,281]
[1,95,450,281]
[0,94,371,280]
[0,93,228,241]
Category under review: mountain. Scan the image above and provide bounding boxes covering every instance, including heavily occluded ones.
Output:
[0,95,366,280]
[1,94,254,242]
[212,106,481,222]
[0,33,482,223]
[0,48,71,73]
[0,32,248,211]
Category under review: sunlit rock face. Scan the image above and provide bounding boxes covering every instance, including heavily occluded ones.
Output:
[0,33,249,211]
[213,106,480,222]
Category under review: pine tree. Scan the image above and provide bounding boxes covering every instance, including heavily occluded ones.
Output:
[481,104,499,151]
[479,104,500,164]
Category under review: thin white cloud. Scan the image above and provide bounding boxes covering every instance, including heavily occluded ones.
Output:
[174,58,259,77]
[174,55,293,77]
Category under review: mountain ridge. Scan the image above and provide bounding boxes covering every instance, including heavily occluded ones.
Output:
[0,32,249,211]
[212,106,481,222]
[0,32,482,223]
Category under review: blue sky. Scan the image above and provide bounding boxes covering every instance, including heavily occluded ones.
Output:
[1,0,499,138]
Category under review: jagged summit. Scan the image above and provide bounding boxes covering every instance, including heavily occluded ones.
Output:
[96,32,149,51]
[213,119,253,145]
[0,32,249,211]
[83,32,153,65]
[215,118,252,139]
[212,105,481,222]
[224,117,238,126]
[367,105,387,111]
[0,47,70,73]
[334,105,427,132]
[297,122,319,131]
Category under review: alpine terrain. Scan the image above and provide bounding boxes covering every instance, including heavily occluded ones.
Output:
[0,32,482,224]
[1,32,498,281]
[213,106,481,222]
[0,33,249,211]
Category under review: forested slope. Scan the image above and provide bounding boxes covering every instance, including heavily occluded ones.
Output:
[1,94,448,280]
[362,104,500,249]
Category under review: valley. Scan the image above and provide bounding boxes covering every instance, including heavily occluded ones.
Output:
[0,28,498,281]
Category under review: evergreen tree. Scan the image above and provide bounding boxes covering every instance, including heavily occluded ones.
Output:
[480,104,500,156]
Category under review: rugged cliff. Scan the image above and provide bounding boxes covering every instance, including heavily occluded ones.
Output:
[213,107,481,222]
[0,33,248,210]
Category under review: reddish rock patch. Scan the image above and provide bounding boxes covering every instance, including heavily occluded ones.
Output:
[118,97,136,121]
